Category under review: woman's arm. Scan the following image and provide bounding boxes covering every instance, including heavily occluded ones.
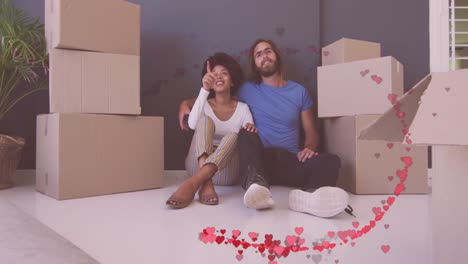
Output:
[187,88,210,130]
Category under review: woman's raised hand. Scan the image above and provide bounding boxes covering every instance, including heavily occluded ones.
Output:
[202,61,216,91]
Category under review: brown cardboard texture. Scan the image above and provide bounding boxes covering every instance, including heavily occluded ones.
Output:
[318,56,404,118]
[45,0,140,55]
[358,69,468,264]
[36,114,164,200]
[324,115,428,194]
[49,49,141,115]
[322,38,381,66]
[359,69,468,145]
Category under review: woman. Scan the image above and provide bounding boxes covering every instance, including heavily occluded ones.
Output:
[166,52,257,209]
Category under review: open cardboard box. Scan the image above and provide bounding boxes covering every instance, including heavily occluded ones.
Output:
[322,38,381,66]
[359,69,468,264]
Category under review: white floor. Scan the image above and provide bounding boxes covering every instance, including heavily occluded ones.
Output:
[0,170,432,264]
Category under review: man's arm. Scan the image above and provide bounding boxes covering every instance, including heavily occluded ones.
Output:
[297,108,319,162]
[179,97,196,131]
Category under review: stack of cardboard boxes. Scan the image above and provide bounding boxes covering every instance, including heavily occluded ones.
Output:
[318,38,428,194]
[36,0,164,200]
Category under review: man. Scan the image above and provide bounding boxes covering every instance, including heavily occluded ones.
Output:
[179,39,351,218]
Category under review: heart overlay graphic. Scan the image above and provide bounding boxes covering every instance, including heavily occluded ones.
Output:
[198,94,412,262]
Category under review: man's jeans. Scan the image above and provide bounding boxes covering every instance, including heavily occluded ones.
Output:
[239,129,341,191]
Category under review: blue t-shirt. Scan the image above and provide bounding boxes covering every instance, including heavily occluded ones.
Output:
[238,81,314,154]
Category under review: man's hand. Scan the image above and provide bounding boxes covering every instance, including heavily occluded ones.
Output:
[297,147,318,162]
[243,123,258,133]
[178,101,191,131]
[202,61,216,91]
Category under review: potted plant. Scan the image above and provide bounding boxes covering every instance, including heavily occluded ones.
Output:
[0,0,48,189]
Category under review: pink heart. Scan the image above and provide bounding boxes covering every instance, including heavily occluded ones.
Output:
[269,261,277,264]
[397,111,406,118]
[204,227,216,234]
[328,231,335,238]
[394,183,405,196]
[248,232,258,241]
[386,143,394,149]
[352,221,359,228]
[235,254,243,261]
[374,153,381,159]
[405,147,411,152]
[387,197,395,205]
[381,245,391,254]
[285,235,297,246]
[387,93,398,104]
[371,74,383,84]
[273,246,284,256]
[372,207,382,216]
[396,169,408,181]
[351,242,356,247]
[337,231,348,241]
[295,227,304,235]
[384,224,390,229]
[360,69,370,77]
[406,138,413,144]
[401,157,413,167]
[298,238,305,245]
[388,176,394,181]
[232,230,241,238]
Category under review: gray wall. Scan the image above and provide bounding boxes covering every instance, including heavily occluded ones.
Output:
[320,0,430,90]
[6,0,321,169]
[4,0,430,170]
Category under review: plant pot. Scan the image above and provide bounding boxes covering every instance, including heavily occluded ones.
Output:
[0,134,25,190]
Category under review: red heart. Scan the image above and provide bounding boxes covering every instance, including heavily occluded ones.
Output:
[258,246,265,253]
[268,254,276,261]
[387,197,395,205]
[295,227,304,235]
[397,111,406,118]
[352,221,359,228]
[406,138,413,144]
[283,248,291,257]
[396,169,407,181]
[381,245,391,254]
[242,242,251,249]
[220,229,226,234]
[402,129,409,135]
[216,236,224,244]
[265,234,273,241]
[328,231,335,238]
[375,213,384,221]
[314,246,324,252]
[338,231,348,241]
[386,143,394,149]
[383,205,389,211]
[405,147,411,152]
[232,240,241,248]
[384,224,390,229]
[238,250,243,255]
[371,74,383,84]
[388,176,394,181]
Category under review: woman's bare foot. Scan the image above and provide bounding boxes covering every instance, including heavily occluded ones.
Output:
[166,179,199,209]
[198,179,219,205]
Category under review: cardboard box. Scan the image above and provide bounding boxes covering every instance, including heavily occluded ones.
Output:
[36,113,164,200]
[322,38,381,66]
[45,0,140,55]
[49,49,141,115]
[324,115,428,194]
[359,69,468,264]
[318,56,404,118]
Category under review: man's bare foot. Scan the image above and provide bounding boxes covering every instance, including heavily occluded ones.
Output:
[166,179,198,209]
[198,180,218,205]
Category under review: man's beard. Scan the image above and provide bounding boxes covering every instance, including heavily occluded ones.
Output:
[256,59,279,77]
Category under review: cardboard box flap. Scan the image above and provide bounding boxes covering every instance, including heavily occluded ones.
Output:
[360,69,468,146]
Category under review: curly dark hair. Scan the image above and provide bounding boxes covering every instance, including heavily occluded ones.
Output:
[248,39,285,84]
[201,52,244,98]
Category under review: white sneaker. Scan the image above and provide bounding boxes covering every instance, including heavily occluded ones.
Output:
[243,183,275,210]
[288,187,349,218]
